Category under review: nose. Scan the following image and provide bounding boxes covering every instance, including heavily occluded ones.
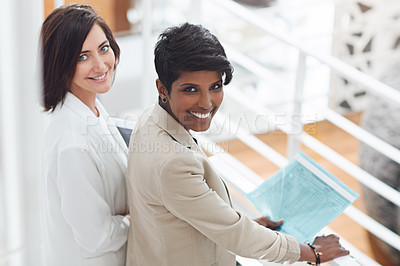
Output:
[92,53,106,72]
[198,92,212,109]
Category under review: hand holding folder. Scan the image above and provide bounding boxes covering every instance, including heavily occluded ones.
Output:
[245,152,359,243]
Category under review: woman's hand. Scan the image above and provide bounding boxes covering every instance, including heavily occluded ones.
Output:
[312,234,349,263]
[125,214,131,221]
[300,234,349,263]
[253,216,283,230]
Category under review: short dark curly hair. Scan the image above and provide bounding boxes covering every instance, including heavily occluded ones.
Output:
[40,4,120,111]
[154,22,233,94]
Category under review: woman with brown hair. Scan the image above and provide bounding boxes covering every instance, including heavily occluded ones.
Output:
[41,5,129,266]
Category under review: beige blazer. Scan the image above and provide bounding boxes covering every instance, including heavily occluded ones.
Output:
[126,104,300,266]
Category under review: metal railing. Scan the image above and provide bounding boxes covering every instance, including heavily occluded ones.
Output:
[203,141,379,266]
[195,0,400,264]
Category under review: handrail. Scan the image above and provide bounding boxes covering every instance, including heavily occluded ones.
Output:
[305,102,400,165]
[202,143,375,266]
[223,44,288,92]
[212,115,288,168]
[225,39,400,168]
[321,227,380,266]
[300,134,400,250]
[209,0,400,106]
[226,88,400,208]
[204,101,400,251]
[344,206,400,251]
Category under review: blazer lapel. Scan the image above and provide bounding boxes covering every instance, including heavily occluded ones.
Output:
[149,104,233,206]
[150,104,199,151]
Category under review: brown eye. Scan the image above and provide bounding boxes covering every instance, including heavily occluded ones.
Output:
[210,83,222,90]
[183,87,196,92]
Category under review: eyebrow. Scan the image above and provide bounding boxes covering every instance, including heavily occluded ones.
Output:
[80,40,109,54]
[179,79,223,87]
[180,83,198,87]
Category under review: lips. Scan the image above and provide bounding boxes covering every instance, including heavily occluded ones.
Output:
[89,71,108,82]
[188,109,213,119]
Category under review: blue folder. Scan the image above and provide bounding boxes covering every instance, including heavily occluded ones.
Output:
[245,151,359,243]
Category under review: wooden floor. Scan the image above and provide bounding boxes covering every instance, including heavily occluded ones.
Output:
[217,112,393,265]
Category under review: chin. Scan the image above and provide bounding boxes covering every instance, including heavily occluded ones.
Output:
[191,125,211,132]
[97,86,112,94]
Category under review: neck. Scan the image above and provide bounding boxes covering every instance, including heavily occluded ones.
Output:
[158,102,188,132]
[70,90,99,116]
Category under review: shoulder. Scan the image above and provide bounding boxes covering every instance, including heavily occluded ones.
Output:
[132,125,196,161]
[160,151,210,185]
[44,105,97,154]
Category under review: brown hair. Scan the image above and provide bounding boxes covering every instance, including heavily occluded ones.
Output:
[40,4,120,111]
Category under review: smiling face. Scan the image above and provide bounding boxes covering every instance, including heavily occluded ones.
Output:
[158,70,224,132]
[70,23,115,107]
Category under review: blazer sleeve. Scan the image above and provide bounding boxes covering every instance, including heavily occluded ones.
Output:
[56,145,130,253]
[160,153,300,263]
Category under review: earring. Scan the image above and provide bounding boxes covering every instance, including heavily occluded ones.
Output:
[162,97,167,103]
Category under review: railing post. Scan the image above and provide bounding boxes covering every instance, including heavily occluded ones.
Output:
[287,51,307,159]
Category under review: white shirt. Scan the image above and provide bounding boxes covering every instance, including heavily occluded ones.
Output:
[42,92,130,266]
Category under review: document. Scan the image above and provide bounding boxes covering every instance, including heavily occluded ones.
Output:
[245,152,359,243]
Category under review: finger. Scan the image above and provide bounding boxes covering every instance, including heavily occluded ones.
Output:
[254,217,267,227]
[327,234,339,239]
[271,218,283,227]
[259,220,268,227]
[264,218,283,228]
[329,234,340,243]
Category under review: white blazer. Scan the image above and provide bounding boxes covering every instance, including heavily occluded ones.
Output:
[42,92,130,266]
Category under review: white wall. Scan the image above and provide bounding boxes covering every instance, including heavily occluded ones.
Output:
[0,0,44,265]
